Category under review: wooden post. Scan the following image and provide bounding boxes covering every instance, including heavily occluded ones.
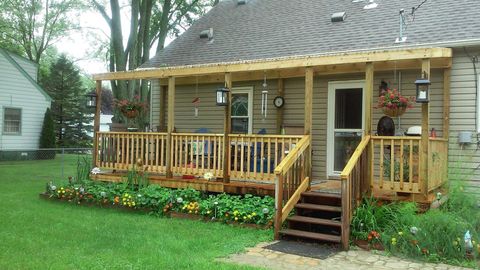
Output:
[276,78,285,134]
[159,84,167,131]
[365,63,374,135]
[365,63,374,195]
[304,68,313,179]
[274,174,284,239]
[223,73,232,182]
[443,68,451,139]
[92,80,102,168]
[166,77,175,178]
[421,59,431,196]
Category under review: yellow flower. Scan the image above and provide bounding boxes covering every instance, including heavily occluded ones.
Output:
[132,202,136,206]
[123,202,127,205]
[189,210,192,214]
[252,212,257,216]
[207,210,211,214]
[398,231,403,236]
[234,217,238,221]
[247,215,252,219]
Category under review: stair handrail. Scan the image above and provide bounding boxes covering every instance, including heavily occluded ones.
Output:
[339,135,371,250]
[273,135,311,239]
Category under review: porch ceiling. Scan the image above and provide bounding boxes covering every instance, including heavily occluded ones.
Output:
[92,47,452,83]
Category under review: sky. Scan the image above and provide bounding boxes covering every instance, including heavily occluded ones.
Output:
[55,4,175,76]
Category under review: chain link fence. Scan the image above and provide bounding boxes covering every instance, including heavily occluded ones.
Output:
[0,148,93,179]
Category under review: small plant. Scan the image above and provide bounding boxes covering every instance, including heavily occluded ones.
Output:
[76,156,92,183]
[376,88,415,110]
[123,166,149,190]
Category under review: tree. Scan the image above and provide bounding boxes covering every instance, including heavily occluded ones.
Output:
[101,88,114,115]
[38,108,56,159]
[42,55,93,147]
[90,0,215,101]
[0,0,84,64]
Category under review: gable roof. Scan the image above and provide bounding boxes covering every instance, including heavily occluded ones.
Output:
[141,0,480,69]
[0,48,52,102]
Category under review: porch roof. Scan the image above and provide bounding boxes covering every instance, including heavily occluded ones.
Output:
[93,47,452,81]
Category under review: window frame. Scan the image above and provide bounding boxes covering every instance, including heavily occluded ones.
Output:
[3,107,22,135]
[231,87,253,134]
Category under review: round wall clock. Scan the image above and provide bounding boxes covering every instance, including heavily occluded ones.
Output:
[273,96,285,108]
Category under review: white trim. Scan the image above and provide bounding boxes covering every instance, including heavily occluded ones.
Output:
[476,74,480,133]
[231,86,253,134]
[327,80,365,178]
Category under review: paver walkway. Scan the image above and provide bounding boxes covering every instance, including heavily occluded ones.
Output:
[221,241,472,270]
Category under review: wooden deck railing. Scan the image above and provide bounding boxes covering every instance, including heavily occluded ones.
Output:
[97,132,168,173]
[340,135,371,250]
[370,136,422,193]
[229,134,303,182]
[95,132,305,182]
[273,135,311,239]
[428,138,448,191]
[170,133,225,178]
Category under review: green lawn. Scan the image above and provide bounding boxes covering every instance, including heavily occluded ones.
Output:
[0,157,270,269]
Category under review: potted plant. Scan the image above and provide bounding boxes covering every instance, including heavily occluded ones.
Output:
[377,89,415,117]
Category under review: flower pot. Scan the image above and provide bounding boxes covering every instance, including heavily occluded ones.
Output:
[383,106,406,117]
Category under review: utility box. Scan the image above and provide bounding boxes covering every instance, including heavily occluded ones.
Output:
[458,131,472,144]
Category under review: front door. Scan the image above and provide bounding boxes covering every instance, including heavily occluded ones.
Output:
[327,81,364,177]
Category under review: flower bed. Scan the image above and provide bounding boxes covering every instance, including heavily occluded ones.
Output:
[43,180,275,227]
[351,185,480,267]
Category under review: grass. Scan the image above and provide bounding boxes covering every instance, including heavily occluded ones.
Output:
[0,156,271,269]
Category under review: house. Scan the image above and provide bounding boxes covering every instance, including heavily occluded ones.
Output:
[91,0,480,248]
[0,48,52,153]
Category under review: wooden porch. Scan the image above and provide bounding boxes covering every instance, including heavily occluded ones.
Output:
[92,47,452,250]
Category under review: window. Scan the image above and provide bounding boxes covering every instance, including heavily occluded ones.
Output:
[231,88,253,134]
[3,108,21,135]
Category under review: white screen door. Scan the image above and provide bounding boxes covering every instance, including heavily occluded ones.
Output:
[327,81,364,177]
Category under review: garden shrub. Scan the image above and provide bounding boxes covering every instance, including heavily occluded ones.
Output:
[38,108,56,160]
[351,183,480,267]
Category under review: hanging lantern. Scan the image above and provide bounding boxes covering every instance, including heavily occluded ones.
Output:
[86,91,97,109]
[216,87,229,106]
[415,78,430,103]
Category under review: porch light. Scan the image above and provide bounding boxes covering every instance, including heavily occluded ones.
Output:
[86,91,97,108]
[415,78,430,103]
[216,87,230,106]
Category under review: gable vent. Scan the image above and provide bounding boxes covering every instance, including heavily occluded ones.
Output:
[237,0,247,5]
[331,12,347,22]
[199,28,213,40]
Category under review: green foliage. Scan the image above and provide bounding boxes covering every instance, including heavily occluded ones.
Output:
[42,55,93,147]
[75,156,92,184]
[46,180,275,226]
[351,189,480,267]
[123,167,149,190]
[39,108,55,147]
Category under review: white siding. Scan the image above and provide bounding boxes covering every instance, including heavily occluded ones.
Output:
[449,46,480,194]
[0,53,50,150]
[8,53,38,81]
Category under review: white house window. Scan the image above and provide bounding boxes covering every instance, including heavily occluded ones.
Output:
[231,88,253,134]
[3,108,21,135]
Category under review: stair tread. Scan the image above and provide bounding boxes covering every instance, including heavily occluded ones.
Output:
[302,191,341,199]
[295,203,342,212]
[280,229,341,243]
[287,215,342,226]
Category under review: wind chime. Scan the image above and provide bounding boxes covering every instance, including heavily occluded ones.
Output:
[261,72,268,119]
[192,77,200,117]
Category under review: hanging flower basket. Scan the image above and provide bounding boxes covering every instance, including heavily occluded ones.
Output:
[376,88,415,117]
[382,106,406,117]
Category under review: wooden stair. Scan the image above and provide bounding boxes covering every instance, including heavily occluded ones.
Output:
[279,191,343,244]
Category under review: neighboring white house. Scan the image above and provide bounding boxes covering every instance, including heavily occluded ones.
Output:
[0,48,52,150]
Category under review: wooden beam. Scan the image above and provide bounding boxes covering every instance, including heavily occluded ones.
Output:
[421,59,431,196]
[166,77,175,178]
[93,48,452,80]
[276,79,285,134]
[365,62,374,135]
[223,73,232,182]
[92,80,102,167]
[443,68,451,139]
[159,84,167,131]
[157,58,452,86]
